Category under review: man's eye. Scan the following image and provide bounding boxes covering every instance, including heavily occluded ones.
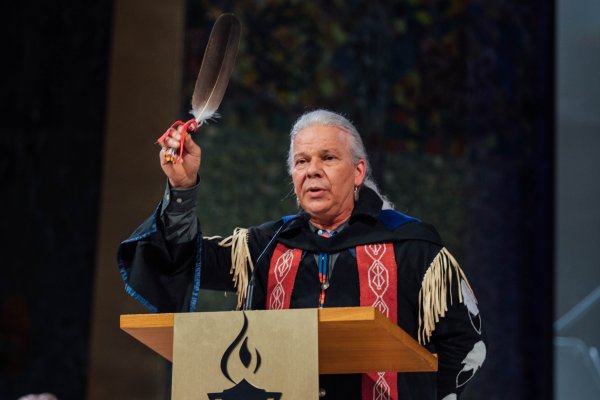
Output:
[295,159,306,165]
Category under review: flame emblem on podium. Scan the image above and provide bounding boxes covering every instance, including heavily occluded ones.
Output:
[207,313,282,400]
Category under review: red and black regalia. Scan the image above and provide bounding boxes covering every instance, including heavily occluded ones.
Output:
[118,185,486,400]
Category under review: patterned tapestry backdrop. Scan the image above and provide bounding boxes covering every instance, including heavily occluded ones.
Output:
[183,1,552,400]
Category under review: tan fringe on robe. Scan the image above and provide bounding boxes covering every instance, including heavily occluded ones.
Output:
[418,247,473,345]
[216,227,252,309]
[216,231,473,340]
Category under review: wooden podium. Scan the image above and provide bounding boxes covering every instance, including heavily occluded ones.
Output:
[120,307,437,375]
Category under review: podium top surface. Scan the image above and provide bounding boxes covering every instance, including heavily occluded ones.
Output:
[120,307,437,374]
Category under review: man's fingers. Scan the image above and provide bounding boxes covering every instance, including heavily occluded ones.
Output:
[159,145,177,165]
[158,129,200,169]
[164,132,182,149]
[159,147,170,166]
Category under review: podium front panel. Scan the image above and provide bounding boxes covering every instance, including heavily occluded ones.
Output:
[172,309,319,400]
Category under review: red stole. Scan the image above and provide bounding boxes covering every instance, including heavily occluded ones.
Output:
[266,242,398,400]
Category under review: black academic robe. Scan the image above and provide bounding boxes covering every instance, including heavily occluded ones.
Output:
[118,187,485,400]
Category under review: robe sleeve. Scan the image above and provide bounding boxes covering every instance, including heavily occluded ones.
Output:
[117,202,236,313]
[418,247,487,399]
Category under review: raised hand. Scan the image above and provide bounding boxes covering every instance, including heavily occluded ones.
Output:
[159,125,201,189]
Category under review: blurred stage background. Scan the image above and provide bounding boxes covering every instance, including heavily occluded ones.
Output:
[0,0,598,399]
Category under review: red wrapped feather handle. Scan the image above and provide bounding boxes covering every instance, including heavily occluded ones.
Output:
[156,119,199,163]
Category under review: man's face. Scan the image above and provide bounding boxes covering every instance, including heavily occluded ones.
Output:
[291,125,365,229]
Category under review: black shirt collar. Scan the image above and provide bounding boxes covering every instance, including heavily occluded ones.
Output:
[349,185,383,223]
[277,186,390,252]
[283,186,382,234]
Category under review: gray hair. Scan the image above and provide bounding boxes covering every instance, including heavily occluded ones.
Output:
[288,109,393,209]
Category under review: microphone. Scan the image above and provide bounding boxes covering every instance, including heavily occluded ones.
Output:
[243,213,305,310]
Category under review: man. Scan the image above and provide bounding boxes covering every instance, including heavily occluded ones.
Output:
[118,110,486,400]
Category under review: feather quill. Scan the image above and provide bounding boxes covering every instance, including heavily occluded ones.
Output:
[157,14,240,162]
[191,13,241,124]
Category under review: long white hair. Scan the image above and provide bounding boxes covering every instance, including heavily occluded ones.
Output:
[288,109,393,209]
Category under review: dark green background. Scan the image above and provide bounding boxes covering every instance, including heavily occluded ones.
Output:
[0,0,553,399]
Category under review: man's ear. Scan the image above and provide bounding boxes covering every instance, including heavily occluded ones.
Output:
[354,159,366,186]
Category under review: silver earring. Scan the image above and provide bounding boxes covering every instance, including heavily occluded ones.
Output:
[354,186,360,202]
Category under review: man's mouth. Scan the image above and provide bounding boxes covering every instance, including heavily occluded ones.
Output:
[306,186,327,196]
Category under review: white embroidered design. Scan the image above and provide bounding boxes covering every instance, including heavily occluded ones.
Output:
[366,244,390,317]
[461,279,482,334]
[268,249,295,310]
[456,340,486,387]
[373,372,391,400]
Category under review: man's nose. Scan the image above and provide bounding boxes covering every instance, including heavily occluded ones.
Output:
[306,159,323,177]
